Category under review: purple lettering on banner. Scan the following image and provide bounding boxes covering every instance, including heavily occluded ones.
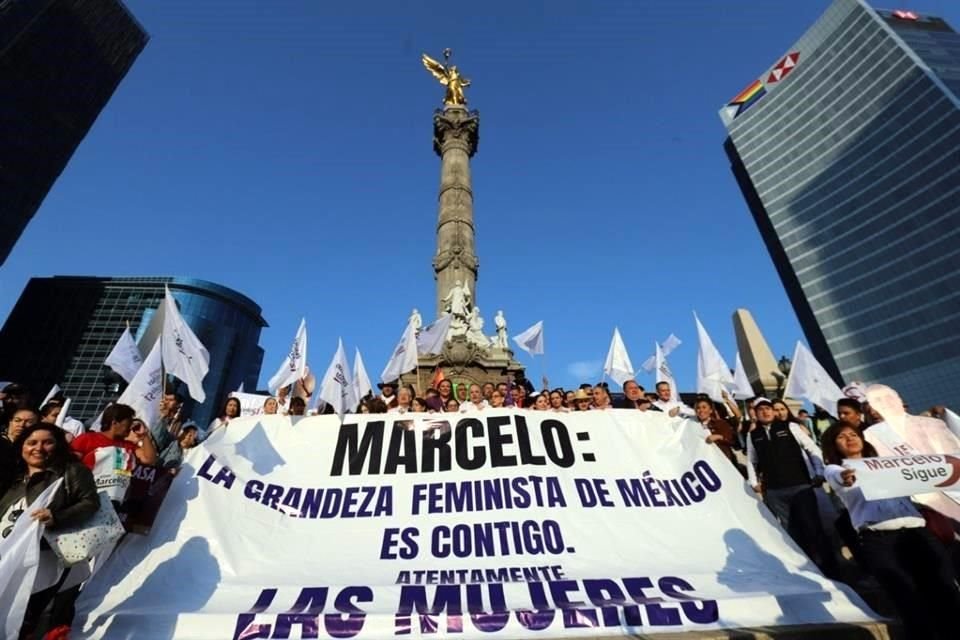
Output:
[693,461,722,492]
[262,484,284,510]
[658,576,719,624]
[324,586,374,639]
[549,581,599,628]
[680,472,705,502]
[466,584,510,632]
[583,579,630,627]
[232,588,277,640]
[198,455,217,481]
[396,585,463,634]
[514,607,556,631]
[272,587,329,639]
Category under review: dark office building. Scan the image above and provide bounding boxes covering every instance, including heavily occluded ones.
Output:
[720,0,960,410]
[0,277,267,429]
[0,0,147,264]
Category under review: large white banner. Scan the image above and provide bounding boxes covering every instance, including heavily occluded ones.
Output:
[75,411,877,638]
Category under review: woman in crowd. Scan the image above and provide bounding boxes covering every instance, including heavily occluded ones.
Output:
[209,397,242,432]
[693,398,739,469]
[3,407,39,443]
[412,397,429,412]
[445,398,460,413]
[437,380,454,407]
[531,393,550,410]
[822,423,960,639]
[288,397,306,416]
[263,397,279,415]
[549,389,569,413]
[0,423,99,638]
[773,399,812,438]
[572,389,592,411]
[489,389,505,408]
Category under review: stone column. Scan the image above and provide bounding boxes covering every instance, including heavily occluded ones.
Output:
[432,105,480,317]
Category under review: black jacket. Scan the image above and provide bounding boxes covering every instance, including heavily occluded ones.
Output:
[0,461,99,532]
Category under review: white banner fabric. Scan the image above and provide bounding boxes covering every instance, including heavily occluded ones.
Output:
[75,411,876,638]
[843,453,960,500]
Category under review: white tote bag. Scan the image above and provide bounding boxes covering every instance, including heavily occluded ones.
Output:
[43,492,124,566]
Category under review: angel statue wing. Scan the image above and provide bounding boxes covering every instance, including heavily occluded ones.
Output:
[421,54,449,85]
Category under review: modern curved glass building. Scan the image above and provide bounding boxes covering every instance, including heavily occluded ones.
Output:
[721,0,960,410]
[0,276,267,428]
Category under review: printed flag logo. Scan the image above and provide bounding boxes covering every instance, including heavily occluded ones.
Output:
[767,52,799,84]
[725,79,767,120]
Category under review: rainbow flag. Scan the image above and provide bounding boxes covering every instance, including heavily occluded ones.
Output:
[727,79,767,118]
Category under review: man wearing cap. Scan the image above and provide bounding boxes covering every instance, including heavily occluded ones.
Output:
[746,397,834,571]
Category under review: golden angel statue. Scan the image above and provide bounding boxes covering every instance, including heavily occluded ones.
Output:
[421,50,471,106]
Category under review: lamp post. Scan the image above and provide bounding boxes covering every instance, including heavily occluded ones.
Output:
[773,355,792,398]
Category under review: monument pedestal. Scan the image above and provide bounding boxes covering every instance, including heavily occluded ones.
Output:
[401,335,524,394]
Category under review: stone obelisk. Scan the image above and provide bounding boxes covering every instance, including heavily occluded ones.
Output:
[432,106,480,316]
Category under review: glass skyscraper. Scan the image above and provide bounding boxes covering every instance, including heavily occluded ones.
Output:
[721,0,960,411]
[0,277,267,429]
[0,0,147,264]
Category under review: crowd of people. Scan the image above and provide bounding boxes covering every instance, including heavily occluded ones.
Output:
[2,374,960,638]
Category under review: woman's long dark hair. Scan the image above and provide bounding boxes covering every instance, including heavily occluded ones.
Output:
[10,422,75,479]
[821,423,878,465]
[221,397,241,419]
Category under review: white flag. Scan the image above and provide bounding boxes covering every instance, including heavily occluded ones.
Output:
[694,314,734,402]
[641,334,683,372]
[662,333,682,357]
[161,286,210,403]
[783,341,845,415]
[731,352,755,398]
[654,341,679,401]
[54,398,71,427]
[381,321,418,383]
[117,339,163,429]
[417,313,454,356]
[0,479,63,639]
[603,327,634,385]
[353,348,373,404]
[319,338,357,419]
[512,321,544,356]
[268,318,308,394]
[104,325,144,383]
[41,384,61,407]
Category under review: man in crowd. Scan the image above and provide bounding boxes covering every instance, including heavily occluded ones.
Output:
[152,388,184,453]
[864,383,960,523]
[615,380,655,410]
[482,383,495,403]
[460,384,488,412]
[836,398,865,431]
[652,381,694,417]
[377,381,397,407]
[72,403,159,507]
[746,398,836,575]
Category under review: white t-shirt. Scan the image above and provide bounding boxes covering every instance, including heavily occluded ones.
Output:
[460,400,489,413]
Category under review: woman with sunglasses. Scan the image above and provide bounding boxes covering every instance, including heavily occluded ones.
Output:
[0,422,99,638]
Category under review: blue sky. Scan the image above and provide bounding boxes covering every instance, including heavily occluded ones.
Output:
[3,0,958,392]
